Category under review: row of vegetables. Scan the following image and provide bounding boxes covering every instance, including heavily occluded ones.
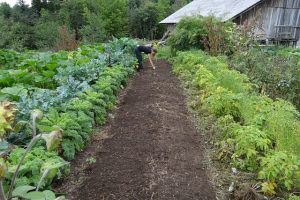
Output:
[172,50,300,198]
[0,38,138,199]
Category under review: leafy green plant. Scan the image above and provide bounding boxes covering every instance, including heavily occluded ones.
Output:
[0,50,22,68]
[38,108,90,160]
[36,63,133,161]
[288,194,300,200]
[86,157,96,165]
[168,16,209,53]
[263,100,300,155]
[229,48,300,108]
[206,87,241,118]
[168,16,246,55]
[261,181,277,196]
[237,95,273,127]
[0,38,136,199]
[232,125,271,171]
[258,151,300,190]
[5,147,68,189]
[0,106,68,200]
[10,185,65,200]
[172,49,300,194]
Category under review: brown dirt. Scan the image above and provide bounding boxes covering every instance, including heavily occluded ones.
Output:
[55,60,216,200]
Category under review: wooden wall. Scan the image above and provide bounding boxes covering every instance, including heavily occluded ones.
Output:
[233,0,300,44]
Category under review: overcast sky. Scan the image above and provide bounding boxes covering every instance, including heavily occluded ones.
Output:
[0,0,31,6]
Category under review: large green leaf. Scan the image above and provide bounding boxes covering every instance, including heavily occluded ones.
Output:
[0,140,8,151]
[45,63,58,71]
[34,75,46,83]
[12,185,36,198]
[0,93,9,101]
[43,190,56,200]
[42,70,56,79]
[24,191,46,200]
[1,85,28,98]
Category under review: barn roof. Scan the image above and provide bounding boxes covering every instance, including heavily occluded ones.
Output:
[160,0,263,24]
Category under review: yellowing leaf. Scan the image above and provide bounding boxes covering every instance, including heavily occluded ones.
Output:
[41,130,63,151]
[0,158,7,179]
[261,181,277,196]
[0,101,16,139]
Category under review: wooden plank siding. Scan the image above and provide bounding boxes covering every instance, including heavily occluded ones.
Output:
[234,0,300,45]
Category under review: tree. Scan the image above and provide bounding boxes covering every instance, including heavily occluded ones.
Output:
[46,0,61,12]
[80,7,105,43]
[141,2,160,39]
[157,0,170,37]
[0,0,192,49]
[32,0,60,15]
[127,0,190,40]
[34,9,60,49]
[97,0,128,39]
[59,0,86,40]
[32,0,42,14]
[0,3,12,19]
[16,0,29,11]
[128,0,141,9]
[170,0,191,12]
[0,16,11,48]
[9,1,37,49]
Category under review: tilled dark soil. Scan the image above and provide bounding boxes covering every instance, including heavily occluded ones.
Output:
[55,60,216,200]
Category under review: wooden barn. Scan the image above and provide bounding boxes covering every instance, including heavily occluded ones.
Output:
[160,0,300,46]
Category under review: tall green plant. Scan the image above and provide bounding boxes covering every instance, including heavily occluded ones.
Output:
[0,102,67,200]
[168,16,245,55]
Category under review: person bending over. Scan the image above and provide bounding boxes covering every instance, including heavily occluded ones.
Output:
[135,45,157,71]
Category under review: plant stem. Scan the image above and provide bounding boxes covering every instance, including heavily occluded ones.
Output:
[36,169,50,191]
[0,180,7,200]
[7,135,41,200]
[32,116,37,137]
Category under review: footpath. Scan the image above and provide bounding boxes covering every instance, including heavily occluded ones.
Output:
[56,60,216,200]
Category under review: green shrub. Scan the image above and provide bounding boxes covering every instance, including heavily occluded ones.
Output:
[168,16,243,55]
[173,50,208,78]
[168,17,208,52]
[263,100,300,155]
[232,125,271,171]
[237,95,273,127]
[156,46,173,60]
[206,87,241,118]
[259,151,300,190]
[214,70,251,94]
[230,48,300,108]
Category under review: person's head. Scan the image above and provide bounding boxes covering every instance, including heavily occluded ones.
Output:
[151,48,157,57]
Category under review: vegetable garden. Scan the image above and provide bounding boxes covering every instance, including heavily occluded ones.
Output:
[1,12,300,200]
[0,38,138,199]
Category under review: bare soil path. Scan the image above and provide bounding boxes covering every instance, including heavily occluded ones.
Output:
[55,60,216,200]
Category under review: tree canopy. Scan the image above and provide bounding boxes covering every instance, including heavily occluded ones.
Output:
[0,0,191,50]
